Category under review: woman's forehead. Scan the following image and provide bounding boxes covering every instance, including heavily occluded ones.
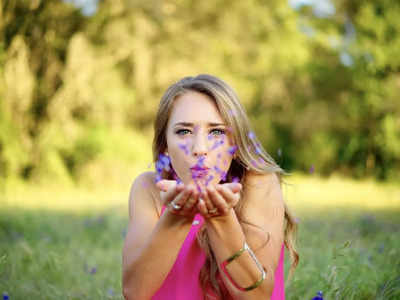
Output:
[169,91,225,125]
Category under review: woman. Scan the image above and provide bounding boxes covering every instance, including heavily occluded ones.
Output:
[122,74,298,300]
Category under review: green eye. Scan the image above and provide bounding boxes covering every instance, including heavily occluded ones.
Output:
[211,129,225,135]
[176,129,191,135]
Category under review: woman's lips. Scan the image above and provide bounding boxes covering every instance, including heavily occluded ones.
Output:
[190,167,210,178]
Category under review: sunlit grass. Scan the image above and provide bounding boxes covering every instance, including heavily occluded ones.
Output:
[283,173,400,212]
[1,173,399,299]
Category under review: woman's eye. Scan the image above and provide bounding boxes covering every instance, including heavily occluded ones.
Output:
[176,129,191,135]
[210,128,225,136]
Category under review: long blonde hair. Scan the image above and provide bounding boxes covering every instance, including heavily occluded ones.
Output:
[152,74,299,298]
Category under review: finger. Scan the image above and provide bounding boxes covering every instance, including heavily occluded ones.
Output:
[182,185,198,212]
[207,185,230,215]
[170,187,193,214]
[222,182,242,193]
[197,198,209,217]
[163,182,184,205]
[200,187,215,212]
[186,188,200,215]
[215,184,239,207]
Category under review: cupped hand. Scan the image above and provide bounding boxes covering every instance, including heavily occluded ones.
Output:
[156,180,200,218]
[196,182,242,218]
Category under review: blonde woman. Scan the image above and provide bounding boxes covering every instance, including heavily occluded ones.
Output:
[122,74,298,300]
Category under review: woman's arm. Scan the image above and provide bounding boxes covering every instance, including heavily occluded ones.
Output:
[205,172,285,300]
[122,172,195,300]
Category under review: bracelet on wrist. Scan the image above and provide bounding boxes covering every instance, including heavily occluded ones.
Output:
[220,241,267,291]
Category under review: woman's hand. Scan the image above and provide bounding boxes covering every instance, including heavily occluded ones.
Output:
[196,182,242,218]
[156,180,200,218]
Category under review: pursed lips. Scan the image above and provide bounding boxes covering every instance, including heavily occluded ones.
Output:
[190,165,210,178]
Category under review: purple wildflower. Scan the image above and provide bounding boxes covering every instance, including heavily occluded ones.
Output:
[3,293,9,300]
[160,154,170,166]
[227,145,238,156]
[311,291,323,300]
[155,160,164,173]
[214,166,222,173]
[197,156,206,167]
[232,177,240,183]
[155,174,162,183]
[178,143,189,155]
[205,175,214,186]
[220,171,227,181]
[107,289,115,296]
[255,147,262,155]
[248,131,255,140]
[309,165,315,174]
[211,139,224,151]
[90,267,97,275]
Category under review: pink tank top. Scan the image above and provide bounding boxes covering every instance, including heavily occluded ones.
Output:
[152,208,285,299]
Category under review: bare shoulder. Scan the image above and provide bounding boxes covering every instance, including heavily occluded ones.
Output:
[243,171,282,199]
[241,171,284,224]
[128,171,161,220]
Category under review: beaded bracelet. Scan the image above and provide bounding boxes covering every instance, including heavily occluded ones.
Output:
[220,241,267,291]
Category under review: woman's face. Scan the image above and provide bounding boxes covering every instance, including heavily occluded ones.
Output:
[165,91,235,187]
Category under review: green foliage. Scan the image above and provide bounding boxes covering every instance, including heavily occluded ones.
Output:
[0,0,399,185]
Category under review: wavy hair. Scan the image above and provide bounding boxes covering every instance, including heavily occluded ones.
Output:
[152,74,299,298]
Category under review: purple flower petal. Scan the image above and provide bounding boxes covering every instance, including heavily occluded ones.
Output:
[213,166,222,173]
[197,156,206,167]
[251,159,258,167]
[227,145,238,156]
[160,154,170,166]
[178,143,189,155]
[248,131,255,140]
[155,161,163,173]
[220,171,227,181]
[205,175,214,186]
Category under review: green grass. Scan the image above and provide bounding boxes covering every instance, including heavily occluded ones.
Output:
[0,173,399,299]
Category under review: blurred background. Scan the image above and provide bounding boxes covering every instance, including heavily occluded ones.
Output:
[0,0,399,299]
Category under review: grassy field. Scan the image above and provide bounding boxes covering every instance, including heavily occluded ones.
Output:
[0,173,399,299]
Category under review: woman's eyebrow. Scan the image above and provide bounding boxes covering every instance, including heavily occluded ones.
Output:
[173,122,226,127]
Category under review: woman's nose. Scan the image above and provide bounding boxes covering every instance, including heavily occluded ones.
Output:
[192,133,208,157]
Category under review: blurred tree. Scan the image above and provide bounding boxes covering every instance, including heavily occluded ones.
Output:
[287,0,400,180]
[0,0,85,181]
[0,0,399,184]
